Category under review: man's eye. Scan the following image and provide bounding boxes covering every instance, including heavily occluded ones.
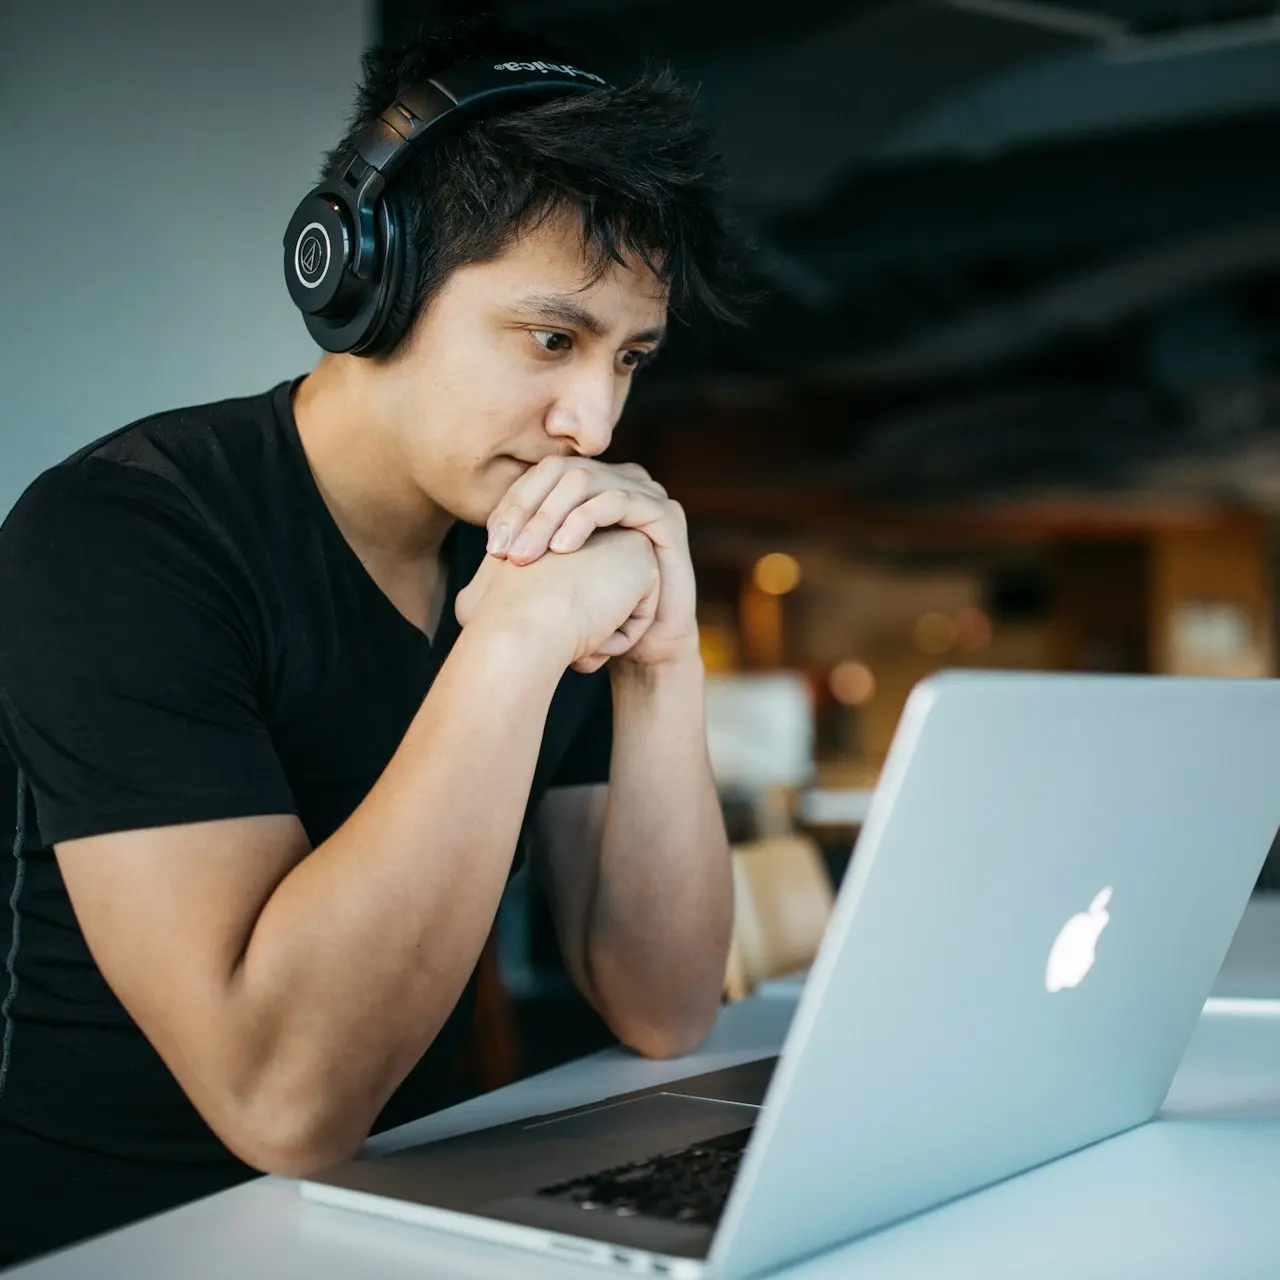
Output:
[530,329,572,353]
[620,349,656,372]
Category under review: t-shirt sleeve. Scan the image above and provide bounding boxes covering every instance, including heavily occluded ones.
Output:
[0,460,297,845]
[545,667,613,789]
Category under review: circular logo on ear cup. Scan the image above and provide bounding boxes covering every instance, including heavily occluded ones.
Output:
[294,222,331,288]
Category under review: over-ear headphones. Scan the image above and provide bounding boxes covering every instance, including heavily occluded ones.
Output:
[284,59,609,357]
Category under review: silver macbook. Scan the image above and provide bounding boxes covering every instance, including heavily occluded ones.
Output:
[302,672,1280,1278]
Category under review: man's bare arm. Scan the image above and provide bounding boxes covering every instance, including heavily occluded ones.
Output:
[55,530,659,1179]
[58,613,566,1176]
[536,657,733,1059]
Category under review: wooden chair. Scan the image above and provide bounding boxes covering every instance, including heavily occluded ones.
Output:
[724,834,835,1002]
[453,927,523,1096]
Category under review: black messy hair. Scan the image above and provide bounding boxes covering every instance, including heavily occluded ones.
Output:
[322,14,749,358]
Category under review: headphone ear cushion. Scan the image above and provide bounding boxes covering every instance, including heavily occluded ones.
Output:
[365,187,422,358]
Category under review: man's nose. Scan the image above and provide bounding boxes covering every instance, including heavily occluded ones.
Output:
[545,376,617,457]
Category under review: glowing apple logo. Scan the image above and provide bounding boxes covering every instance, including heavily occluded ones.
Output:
[1045,887,1113,993]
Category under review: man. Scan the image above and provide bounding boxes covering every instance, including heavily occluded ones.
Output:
[0,17,741,1264]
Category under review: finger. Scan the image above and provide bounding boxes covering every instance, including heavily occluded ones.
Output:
[617,461,667,496]
[619,580,660,643]
[608,579,660,651]
[581,613,653,667]
[488,458,582,556]
[504,468,601,564]
[595,630,636,657]
[545,491,668,556]
[576,576,660,668]
[492,461,668,558]
[575,626,639,671]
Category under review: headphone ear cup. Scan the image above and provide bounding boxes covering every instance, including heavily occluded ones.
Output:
[362,187,422,358]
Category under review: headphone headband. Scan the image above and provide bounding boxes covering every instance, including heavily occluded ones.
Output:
[284,58,609,355]
[358,62,606,180]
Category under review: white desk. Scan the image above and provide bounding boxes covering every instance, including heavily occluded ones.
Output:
[9,899,1280,1280]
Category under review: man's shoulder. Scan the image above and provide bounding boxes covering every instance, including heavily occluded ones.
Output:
[12,379,295,517]
[56,379,294,482]
[1,379,300,575]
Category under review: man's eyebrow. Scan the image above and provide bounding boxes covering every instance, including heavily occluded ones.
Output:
[508,292,666,347]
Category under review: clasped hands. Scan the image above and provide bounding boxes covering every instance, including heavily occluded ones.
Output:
[455,458,698,674]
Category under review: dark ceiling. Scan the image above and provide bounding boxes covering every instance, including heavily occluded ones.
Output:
[380,0,1280,516]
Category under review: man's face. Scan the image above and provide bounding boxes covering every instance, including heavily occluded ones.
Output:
[379,208,669,527]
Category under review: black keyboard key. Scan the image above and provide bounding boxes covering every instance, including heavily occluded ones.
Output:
[535,1128,753,1228]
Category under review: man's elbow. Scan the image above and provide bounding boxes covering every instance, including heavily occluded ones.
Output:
[622,1028,703,1060]
[586,951,725,1060]
[213,1091,368,1178]
[242,1129,363,1179]
[615,1007,719,1061]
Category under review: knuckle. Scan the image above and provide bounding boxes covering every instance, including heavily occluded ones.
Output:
[621,462,665,496]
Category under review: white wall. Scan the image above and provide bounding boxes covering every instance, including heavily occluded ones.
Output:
[0,0,372,517]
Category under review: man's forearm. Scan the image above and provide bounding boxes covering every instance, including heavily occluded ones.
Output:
[227,614,569,1171]
[588,655,733,1057]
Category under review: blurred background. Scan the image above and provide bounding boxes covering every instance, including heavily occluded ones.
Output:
[6,0,1280,1097]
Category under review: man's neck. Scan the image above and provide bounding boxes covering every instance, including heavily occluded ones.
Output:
[291,355,454,570]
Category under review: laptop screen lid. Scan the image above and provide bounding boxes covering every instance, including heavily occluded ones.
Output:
[711,672,1280,1279]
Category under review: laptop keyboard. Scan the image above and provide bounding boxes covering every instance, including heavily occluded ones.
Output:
[534,1127,753,1227]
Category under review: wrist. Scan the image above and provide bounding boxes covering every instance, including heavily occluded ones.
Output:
[468,593,577,675]
[610,647,706,700]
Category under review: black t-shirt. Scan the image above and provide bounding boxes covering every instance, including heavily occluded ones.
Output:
[0,377,611,1265]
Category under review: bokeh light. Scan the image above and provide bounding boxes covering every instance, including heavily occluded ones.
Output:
[753,552,802,596]
[829,660,876,707]
[954,606,993,651]
[914,612,956,655]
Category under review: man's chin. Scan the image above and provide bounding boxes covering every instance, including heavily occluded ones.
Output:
[469,459,530,525]
[427,493,484,530]
[460,491,503,530]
